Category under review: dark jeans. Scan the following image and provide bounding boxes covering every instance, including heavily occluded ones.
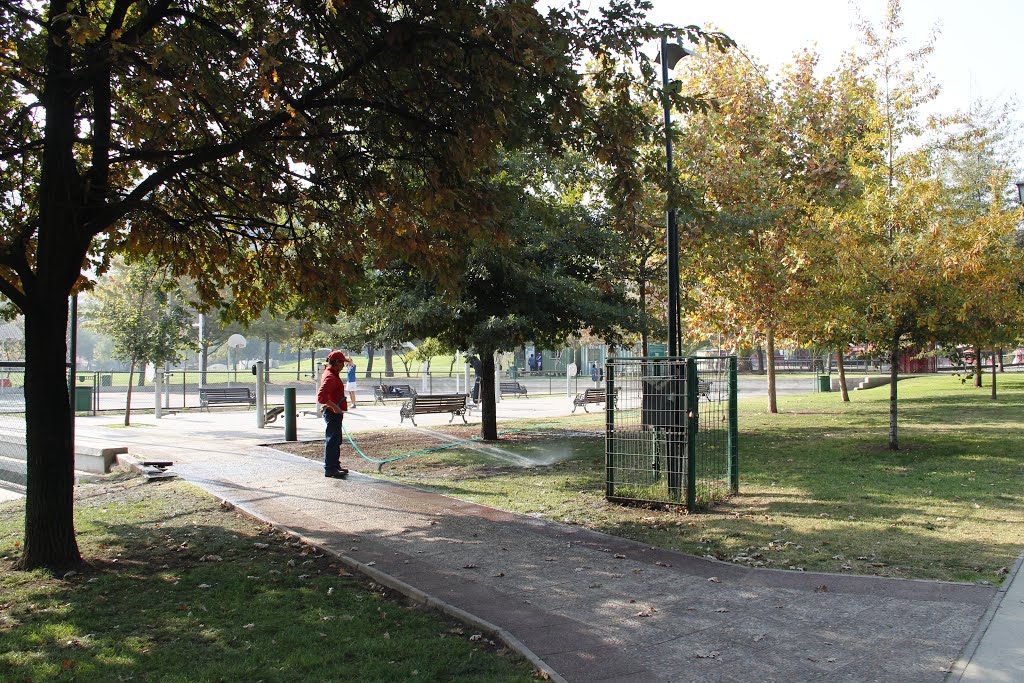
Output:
[323,409,343,473]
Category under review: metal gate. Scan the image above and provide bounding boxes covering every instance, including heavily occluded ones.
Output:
[605,356,738,510]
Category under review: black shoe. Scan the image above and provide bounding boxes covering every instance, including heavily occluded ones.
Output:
[324,469,348,479]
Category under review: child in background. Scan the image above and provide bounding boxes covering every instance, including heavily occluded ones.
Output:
[346,361,358,408]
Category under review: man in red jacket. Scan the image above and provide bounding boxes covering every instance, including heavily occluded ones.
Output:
[318,350,349,478]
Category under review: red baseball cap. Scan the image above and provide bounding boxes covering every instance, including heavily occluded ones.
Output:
[327,350,348,363]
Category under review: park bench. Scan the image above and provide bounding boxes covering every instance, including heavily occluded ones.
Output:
[399,393,470,426]
[572,387,615,413]
[373,383,418,405]
[499,381,528,397]
[199,387,256,411]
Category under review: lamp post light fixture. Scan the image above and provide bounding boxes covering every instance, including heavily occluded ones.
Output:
[1015,180,1024,206]
[655,35,699,357]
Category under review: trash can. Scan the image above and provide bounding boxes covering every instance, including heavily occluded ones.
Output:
[817,375,831,392]
[509,367,519,380]
[74,386,93,411]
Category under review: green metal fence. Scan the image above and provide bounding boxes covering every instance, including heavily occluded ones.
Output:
[605,356,738,510]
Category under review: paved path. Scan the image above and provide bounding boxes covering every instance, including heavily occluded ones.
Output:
[71,400,1018,683]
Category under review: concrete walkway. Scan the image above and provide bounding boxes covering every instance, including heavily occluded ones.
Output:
[71,400,1020,683]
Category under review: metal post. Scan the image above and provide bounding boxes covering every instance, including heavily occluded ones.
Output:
[255,360,265,428]
[154,370,162,419]
[728,356,739,494]
[68,295,77,440]
[164,366,171,409]
[685,358,699,510]
[662,34,680,358]
[493,352,501,404]
[284,387,296,441]
[605,361,615,497]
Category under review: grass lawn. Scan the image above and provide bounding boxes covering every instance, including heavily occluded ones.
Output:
[0,477,539,683]
[280,373,1024,585]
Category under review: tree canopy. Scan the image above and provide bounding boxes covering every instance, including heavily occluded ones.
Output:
[2,0,730,568]
[364,147,639,439]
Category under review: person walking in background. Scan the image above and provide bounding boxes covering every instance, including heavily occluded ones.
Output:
[346,360,358,408]
[468,354,482,403]
[318,350,349,479]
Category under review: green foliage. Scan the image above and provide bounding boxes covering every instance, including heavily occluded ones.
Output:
[81,260,196,372]
[3,0,735,568]
[365,148,640,356]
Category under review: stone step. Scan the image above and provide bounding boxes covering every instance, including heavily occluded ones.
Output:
[0,428,127,474]
[0,454,26,489]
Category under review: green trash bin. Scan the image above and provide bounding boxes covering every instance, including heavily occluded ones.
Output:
[817,375,831,392]
[74,386,93,411]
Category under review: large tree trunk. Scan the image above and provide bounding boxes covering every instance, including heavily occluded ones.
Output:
[837,349,850,402]
[889,343,899,451]
[756,345,765,375]
[22,295,81,569]
[479,350,498,441]
[20,25,90,568]
[766,328,778,414]
[295,348,301,381]
[973,344,982,388]
[365,344,375,378]
[991,347,997,400]
[384,347,394,377]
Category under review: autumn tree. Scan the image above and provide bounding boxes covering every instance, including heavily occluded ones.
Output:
[929,101,1024,391]
[81,259,195,425]
[778,52,877,401]
[942,201,1024,399]
[1,0,727,568]
[671,47,802,413]
[822,0,954,449]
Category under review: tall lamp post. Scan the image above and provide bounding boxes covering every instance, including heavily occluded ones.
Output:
[656,36,699,357]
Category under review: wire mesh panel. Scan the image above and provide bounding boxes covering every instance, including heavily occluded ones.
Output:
[0,363,26,489]
[605,356,737,510]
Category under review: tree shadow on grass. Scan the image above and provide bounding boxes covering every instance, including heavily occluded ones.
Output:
[0,491,533,683]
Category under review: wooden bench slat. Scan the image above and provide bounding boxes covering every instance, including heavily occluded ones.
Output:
[499,381,527,397]
[572,387,618,413]
[199,387,256,411]
[399,393,469,426]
